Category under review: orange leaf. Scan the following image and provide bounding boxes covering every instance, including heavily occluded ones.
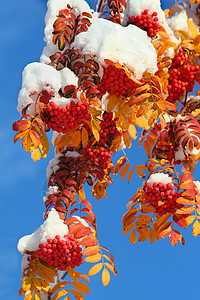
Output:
[149,227,156,244]
[31,148,41,161]
[114,156,127,173]
[51,281,69,295]
[72,130,81,148]
[123,131,132,148]
[84,253,101,263]
[71,289,85,300]
[130,93,151,106]
[78,187,85,201]
[24,291,33,300]
[176,206,195,214]
[71,280,90,295]
[127,168,134,183]
[136,169,145,178]
[192,219,200,237]
[52,290,68,300]
[141,205,156,213]
[88,263,103,276]
[107,95,119,112]
[159,226,173,239]
[102,268,110,286]
[81,127,88,148]
[82,245,100,256]
[129,229,137,244]
[120,163,130,179]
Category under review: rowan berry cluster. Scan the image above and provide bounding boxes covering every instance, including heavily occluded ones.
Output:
[99,65,138,98]
[82,145,112,169]
[98,112,122,145]
[167,49,200,103]
[144,181,179,215]
[128,9,161,37]
[36,234,83,271]
[45,101,90,133]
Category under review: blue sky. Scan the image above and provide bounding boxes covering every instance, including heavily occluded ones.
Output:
[0,0,200,299]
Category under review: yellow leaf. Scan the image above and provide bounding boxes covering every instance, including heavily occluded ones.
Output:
[72,130,81,148]
[192,219,200,237]
[71,280,90,295]
[88,263,103,276]
[84,253,102,263]
[123,131,132,148]
[78,187,85,201]
[31,148,41,161]
[71,289,85,300]
[63,297,70,300]
[40,131,50,158]
[104,263,117,276]
[52,290,68,300]
[69,272,90,285]
[102,268,110,287]
[22,134,35,152]
[35,270,55,283]
[128,124,137,139]
[186,215,196,225]
[24,291,32,300]
[187,18,198,38]
[22,277,32,292]
[33,277,42,290]
[129,229,137,244]
[81,127,88,148]
[34,290,41,300]
[127,168,134,183]
[117,114,129,131]
[51,281,69,295]
[120,163,130,179]
[134,84,150,95]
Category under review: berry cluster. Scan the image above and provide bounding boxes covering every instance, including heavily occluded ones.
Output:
[99,65,139,98]
[129,9,161,37]
[36,234,83,271]
[45,101,90,133]
[99,112,122,146]
[167,49,200,103]
[144,181,179,215]
[82,145,112,169]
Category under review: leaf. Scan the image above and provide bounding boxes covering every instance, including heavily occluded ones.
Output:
[159,226,173,238]
[88,263,103,276]
[24,291,33,300]
[130,93,151,106]
[192,219,200,237]
[34,290,41,300]
[84,253,102,263]
[81,127,88,148]
[107,95,119,112]
[114,156,127,173]
[22,277,31,292]
[141,205,156,213]
[176,206,195,214]
[102,268,110,286]
[72,130,81,148]
[128,124,137,139]
[120,163,130,179]
[104,262,117,276]
[52,290,68,300]
[31,148,41,161]
[71,289,85,300]
[123,131,132,148]
[82,245,100,256]
[127,168,134,183]
[78,187,85,201]
[129,229,137,244]
[136,169,145,178]
[149,227,156,244]
[187,18,198,38]
[51,281,69,295]
[71,280,90,295]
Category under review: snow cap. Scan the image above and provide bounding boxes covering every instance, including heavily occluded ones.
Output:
[17,209,69,254]
[72,18,158,79]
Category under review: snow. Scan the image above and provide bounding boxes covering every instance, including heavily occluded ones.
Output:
[17,209,69,254]
[61,68,78,89]
[17,63,61,112]
[21,255,31,272]
[46,154,62,181]
[43,186,59,202]
[72,18,158,79]
[147,173,173,185]
[167,8,199,38]
[174,146,185,162]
